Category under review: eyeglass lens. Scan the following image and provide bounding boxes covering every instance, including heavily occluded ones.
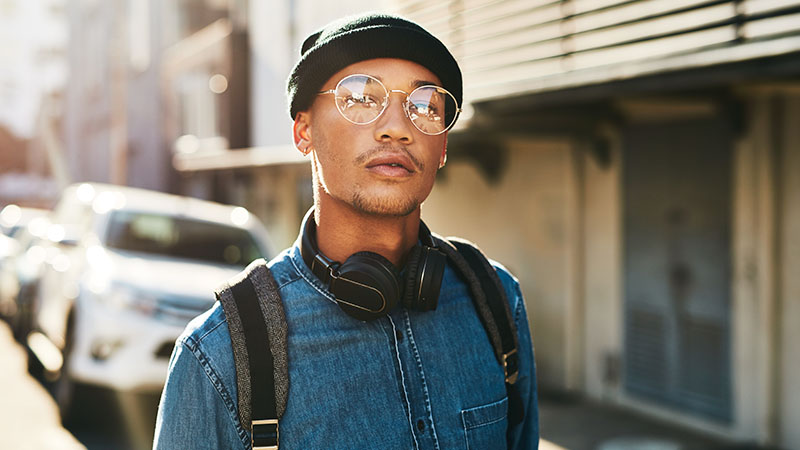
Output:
[334,75,458,135]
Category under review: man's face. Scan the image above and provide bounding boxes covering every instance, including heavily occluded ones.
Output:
[295,58,448,217]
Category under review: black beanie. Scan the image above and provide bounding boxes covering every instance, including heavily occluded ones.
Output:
[287,13,462,119]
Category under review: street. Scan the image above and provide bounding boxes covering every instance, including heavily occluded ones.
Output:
[0,321,159,450]
[0,319,83,449]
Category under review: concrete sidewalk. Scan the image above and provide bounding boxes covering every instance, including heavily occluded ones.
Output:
[0,322,85,450]
[538,391,771,450]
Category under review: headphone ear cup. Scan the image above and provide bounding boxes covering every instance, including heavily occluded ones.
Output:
[333,251,402,321]
[402,245,423,309]
[407,246,447,312]
[346,251,402,281]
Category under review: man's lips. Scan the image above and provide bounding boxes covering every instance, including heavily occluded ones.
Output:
[365,153,417,175]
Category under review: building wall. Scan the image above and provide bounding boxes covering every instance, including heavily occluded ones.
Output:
[730,91,800,446]
[778,94,800,448]
[248,0,293,148]
[64,0,113,184]
[63,0,171,190]
[0,0,66,139]
[125,0,169,192]
[730,95,770,443]
[581,128,623,401]
[575,92,800,448]
[422,137,582,390]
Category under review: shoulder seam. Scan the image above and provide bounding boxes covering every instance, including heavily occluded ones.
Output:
[196,316,228,343]
[271,262,302,288]
[276,274,302,291]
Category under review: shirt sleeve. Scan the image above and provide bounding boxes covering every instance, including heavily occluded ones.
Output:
[506,281,540,450]
[153,337,247,450]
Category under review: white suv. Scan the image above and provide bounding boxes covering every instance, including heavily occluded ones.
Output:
[30,183,273,416]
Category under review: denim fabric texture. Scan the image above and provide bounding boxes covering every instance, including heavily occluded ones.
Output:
[153,240,539,449]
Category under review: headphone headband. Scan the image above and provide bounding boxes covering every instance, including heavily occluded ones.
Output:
[300,208,436,279]
[298,207,446,321]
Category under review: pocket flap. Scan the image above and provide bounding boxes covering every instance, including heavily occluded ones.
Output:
[461,397,508,430]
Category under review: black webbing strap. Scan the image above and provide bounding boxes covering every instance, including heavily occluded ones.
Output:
[216,264,281,450]
[230,278,278,449]
[446,239,525,428]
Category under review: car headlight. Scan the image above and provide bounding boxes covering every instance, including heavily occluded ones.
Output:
[84,279,158,316]
[106,285,158,315]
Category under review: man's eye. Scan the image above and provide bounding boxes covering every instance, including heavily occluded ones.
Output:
[411,103,439,119]
[347,94,379,107]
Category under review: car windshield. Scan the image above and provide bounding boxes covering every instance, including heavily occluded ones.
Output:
[104,210,263,267]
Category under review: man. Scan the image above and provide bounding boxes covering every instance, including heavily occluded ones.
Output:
[154,13,538,449]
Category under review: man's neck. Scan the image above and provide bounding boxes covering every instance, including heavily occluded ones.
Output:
[314,198,421,268]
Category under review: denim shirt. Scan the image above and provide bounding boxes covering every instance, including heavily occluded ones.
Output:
[153,242,539,449]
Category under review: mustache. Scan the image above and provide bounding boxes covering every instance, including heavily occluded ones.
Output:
[355,144,424,171]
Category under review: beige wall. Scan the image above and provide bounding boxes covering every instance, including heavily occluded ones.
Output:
[731,91,800,448]
[580,129,623,401]
[423,137,582,390]
[779,95,800,449]
[731,96,772,442]
[598,92,800,447]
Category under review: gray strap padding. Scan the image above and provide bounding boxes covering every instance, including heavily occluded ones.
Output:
[448,236,520,353]
[432,235,504,363]
[216,259,289,427]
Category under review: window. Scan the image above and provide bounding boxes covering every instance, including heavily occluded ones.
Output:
[104,210,263,267]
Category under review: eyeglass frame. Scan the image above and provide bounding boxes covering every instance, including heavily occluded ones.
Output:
[317,73,462,136]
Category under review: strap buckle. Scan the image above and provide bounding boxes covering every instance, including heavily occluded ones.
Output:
[503,348,519,384]
[252,419,279,450]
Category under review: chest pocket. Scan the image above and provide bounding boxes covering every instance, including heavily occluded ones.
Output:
[461,396,508,450]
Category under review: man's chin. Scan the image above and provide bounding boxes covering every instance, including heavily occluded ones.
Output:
[351,193,419,217]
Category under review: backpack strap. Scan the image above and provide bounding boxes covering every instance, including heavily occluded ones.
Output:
[217,239,524,449]
[215,259,288,450]
[433,236,524,428]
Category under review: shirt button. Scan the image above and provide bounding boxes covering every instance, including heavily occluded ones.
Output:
[416,419,425,431]
[395,330,403,342]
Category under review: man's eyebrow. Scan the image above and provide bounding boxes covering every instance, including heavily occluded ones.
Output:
[411,79,439,88]
[371,75,440,89]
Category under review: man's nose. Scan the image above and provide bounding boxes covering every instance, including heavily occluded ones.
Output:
[373,93,414,144]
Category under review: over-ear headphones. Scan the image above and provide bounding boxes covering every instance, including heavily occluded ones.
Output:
[300,208,447,321]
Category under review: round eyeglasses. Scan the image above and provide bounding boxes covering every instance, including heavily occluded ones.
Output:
[318,74,461,135]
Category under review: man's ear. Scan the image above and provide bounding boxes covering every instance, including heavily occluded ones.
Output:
[293,112,313,155]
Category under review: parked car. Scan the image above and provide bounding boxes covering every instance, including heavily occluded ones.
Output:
[29,183,274,418]
[0,205,50,238]
[0,210,52,341]
[0,233,20,316]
